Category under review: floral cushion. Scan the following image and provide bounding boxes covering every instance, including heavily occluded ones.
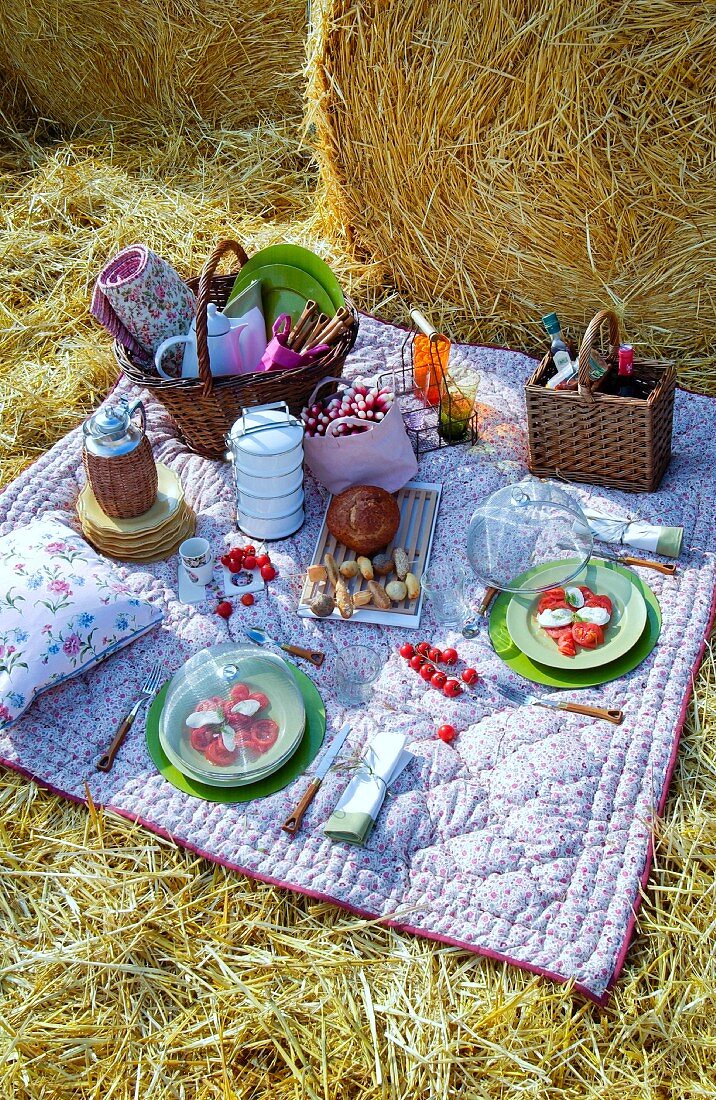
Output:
[0,516,163,729]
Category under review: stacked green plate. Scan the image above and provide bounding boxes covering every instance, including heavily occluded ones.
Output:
[489,559,662,688]
[226,245,345,336]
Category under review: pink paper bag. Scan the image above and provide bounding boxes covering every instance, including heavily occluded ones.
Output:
[303,377,418,494]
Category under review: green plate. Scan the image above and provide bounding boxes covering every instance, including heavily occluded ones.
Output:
[145,664,326,803]
[505,561,647,670]
[228,244,345,312]
[489,560,661,688]
[227,263,336,334]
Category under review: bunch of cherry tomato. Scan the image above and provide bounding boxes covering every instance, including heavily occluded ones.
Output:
[215,544,278,619]
[397,641,481,744]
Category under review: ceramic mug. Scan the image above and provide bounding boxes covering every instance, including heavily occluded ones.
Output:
[179,537,214,585]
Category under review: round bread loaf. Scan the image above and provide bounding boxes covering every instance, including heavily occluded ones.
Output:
[326,485,401,556]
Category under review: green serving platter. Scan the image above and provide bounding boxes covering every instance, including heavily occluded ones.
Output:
[227,244,345,312]
[489,559,661,688]
[145,663,326,803]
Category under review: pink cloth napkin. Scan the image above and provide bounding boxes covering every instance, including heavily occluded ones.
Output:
[91,245,196,365]
[258,314,329,373]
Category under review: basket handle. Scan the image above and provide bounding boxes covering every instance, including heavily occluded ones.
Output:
[306,375,346,409]
[577,309,620,398]
[196,239,250,397]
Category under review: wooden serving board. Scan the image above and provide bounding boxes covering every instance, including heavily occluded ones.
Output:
[298,481,442,629]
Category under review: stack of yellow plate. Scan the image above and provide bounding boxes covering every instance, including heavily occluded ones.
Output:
[77,463,195,562]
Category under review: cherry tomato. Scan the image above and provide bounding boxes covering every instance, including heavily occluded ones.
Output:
[416,642,431,656]
[216,600,233,619]
[399,643,415,660]
[410,654,426,671]
[461,667,479,685]
[428,647,442,664]
[441,647,458,665]
[256,554,271,568]
[248,691,269,709]
[420,663,435,681]
[437,724,457,743]
[430,670,447,690]
[241,593,255,607]
[260,564,277,582]
[443,678,463,698]
[243,554,258,571]
[225,711,253,732]
[228,683,250,703]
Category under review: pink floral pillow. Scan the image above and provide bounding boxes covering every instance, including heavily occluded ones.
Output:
[0,516,163,729]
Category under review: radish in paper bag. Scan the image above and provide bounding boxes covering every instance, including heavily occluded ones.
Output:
[302,376,418,495]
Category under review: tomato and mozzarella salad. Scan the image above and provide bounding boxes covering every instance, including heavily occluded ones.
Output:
[184,682,279,767]
[533,585,614,658]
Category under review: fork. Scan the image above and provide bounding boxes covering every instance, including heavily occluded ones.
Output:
[493,681,624,725]
[96,662,163,772]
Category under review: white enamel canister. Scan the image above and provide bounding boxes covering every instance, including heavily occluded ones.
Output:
[227,402,305,538]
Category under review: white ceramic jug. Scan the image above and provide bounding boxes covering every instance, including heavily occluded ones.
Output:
[154,303,248,380]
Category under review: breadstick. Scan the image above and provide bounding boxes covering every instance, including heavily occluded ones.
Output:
[393,548,409,581]
[335,578,354,619]
[356,556,374,580]
[367,580,391,610]
[405,572,421,600]
[324,553,340,587]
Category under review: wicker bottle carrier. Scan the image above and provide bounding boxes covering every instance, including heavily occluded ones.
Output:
[83,434,158,519]
[114,239,359,461]
[525,309,676,493]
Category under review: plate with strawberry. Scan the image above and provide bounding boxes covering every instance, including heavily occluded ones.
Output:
[505,562,647,670]
[158,645,306,786]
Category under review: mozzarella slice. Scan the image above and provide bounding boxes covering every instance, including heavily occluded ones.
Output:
[575,606,610,626]
[537,607,574,628]
[564,586,585,609]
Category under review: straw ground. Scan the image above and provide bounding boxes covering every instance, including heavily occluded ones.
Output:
[1,93,716,1100]
[307,0,716,387]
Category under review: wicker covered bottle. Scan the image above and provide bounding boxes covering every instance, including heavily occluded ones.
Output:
[82,398,158,519]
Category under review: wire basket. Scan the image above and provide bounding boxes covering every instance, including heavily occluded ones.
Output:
[114,239,358,461]
[380,310,478,460]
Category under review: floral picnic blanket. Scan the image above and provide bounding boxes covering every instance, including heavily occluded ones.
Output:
[1,315,715,1002]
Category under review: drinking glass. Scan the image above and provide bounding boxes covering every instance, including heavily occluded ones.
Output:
[438,369,479,442]
[421,562,470,628]
[333,645,382,708]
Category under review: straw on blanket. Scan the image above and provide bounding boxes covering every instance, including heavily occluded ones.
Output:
[307,0,716,384]
[2,85,716,1100]
[0,0,306,129]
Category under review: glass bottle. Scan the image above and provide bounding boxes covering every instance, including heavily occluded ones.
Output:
[615,344,637,398]
[542,313,575,388]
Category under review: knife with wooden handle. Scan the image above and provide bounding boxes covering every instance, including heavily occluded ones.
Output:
[281,722,352,835]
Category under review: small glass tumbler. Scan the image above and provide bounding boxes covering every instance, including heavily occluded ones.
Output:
[438,369,479,442]
[422,563,470,628]
[334,645,382,708]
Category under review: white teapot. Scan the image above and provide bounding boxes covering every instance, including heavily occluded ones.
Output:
[154,303,248,380]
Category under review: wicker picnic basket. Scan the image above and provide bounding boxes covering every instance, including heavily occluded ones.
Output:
[525,309,676,493]
[114,239,358,460]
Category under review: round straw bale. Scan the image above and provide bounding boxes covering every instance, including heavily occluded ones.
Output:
[0,0,306,130]
[308,0,716,379]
